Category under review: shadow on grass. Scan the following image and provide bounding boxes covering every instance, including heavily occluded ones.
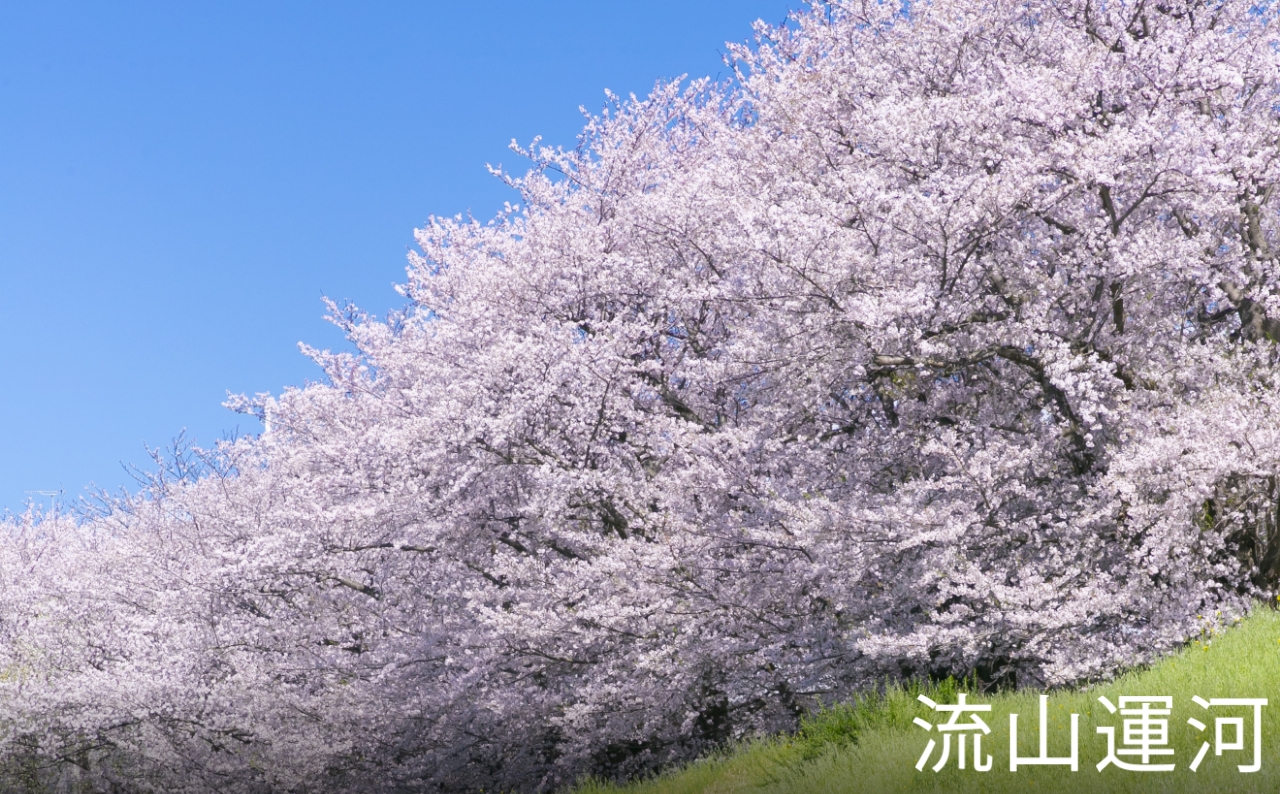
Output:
[575,604,1280,794]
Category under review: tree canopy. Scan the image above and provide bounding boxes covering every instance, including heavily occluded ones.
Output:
[5,1,1280,790]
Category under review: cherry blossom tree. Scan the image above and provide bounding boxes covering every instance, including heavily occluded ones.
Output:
[5,0,1280,790]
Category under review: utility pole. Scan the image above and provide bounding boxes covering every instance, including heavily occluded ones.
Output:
[23,489,62,518]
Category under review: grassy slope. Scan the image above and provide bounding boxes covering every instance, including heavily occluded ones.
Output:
[576,606,1280,794]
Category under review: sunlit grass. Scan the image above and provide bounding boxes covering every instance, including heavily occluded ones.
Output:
[575,605,1280,793]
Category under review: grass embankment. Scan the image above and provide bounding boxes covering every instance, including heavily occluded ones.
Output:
[576,607,1280,794]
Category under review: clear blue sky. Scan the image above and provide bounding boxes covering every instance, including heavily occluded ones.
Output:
[0,1,797,516]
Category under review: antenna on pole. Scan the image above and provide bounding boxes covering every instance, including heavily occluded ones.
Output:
[24,490,62,518]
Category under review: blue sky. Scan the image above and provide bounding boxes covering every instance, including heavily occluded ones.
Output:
[0,1,798,516]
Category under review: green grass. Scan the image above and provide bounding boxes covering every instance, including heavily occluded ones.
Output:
[575,606,1280,794]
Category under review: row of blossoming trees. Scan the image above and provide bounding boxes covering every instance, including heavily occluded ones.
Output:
[5,0,1280,790]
